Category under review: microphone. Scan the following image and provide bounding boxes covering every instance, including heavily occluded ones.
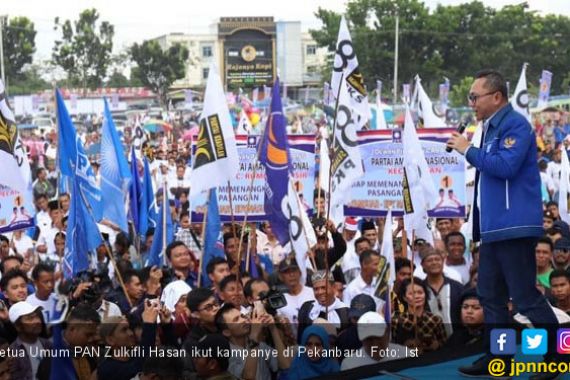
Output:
[446,122,468,153]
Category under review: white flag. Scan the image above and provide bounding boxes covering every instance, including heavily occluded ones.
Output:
[511,63,531,123]
[0,80,30,195]
[415,76,446,128]
[381,208,395,287]
[376,82,388,130]
[330,80,363,220]
[190,63,239,197]
[331,16,370,129]
[559,145,570,224]
[287,180,317,285]
[402,106,436,244]
[318,135,331,195]
[236,110,252,135]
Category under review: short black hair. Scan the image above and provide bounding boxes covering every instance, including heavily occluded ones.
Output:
[354,236,370,248]
[445,231,466,247]
[359,249,380,266]
[536,236,554,253]
[180,210,190,220]
[0,255,23,274]
[206,257,228,275]
[0,269,28,290]
[395,257,412,273]
[114,232,131,249]
[243,278,268,298]
[223,232,237,247]
[546,201,558,208]
[219,274,239,292]
[166,241,186,260]
[187,287,215,312]
[550,269,570,284]
[313,188,327,200]
[0,235,9,244]
[34,193,48,202]
[145,227,155,238]
[48,200,60,211]
[475,69,508,99]
[214,303,238,332]
[31,262,55,281]
[66,304,101,324]
[122,270,140,285]
[58,193,70,200]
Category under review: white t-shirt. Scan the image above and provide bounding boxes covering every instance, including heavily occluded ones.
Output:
[279,286,315,326]
[8,233,34,256]
[341,343,408,370]
[26,293,58,323]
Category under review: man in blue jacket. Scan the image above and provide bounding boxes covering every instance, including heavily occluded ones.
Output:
[448,70,559,379]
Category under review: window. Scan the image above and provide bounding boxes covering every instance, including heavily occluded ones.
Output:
[306,45,317,55]
[202,68,209,79]
[202,46,212,57]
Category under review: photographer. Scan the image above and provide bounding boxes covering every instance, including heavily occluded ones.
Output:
[67,271,122,319]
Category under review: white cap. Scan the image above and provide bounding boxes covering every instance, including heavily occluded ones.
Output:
[9,301,41,323]
[357,311,387,340]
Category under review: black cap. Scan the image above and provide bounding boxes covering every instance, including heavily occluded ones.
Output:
[278,257,300,273]
[360,220,376,233]
[555,238,570,251]
[196,333,229,355]
[460,287,479,304]
[349,294,376,319]
[553,221,570,239]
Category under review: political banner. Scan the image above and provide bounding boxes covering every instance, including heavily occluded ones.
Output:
[344,129,466,218]
[0,186,35,233]
[191,134,316,222]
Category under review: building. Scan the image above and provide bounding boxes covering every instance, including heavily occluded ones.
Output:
[150,17,328,93]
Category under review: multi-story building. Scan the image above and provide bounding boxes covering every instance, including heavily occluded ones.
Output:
[150,17,328,94]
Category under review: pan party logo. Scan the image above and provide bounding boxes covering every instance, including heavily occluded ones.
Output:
[503,137,516,149]
[241,45,257,62]
[194,115,228,169]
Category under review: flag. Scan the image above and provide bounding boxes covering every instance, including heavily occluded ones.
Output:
[415,76,446,128]
[190,63,239,197]
[287,180,317,285]
[402,84,411,104]
[537,70,553,109]
[140,157,157,236]
[132,121,148,153]
[381,209,395,287]
[511,63,531,122]
[331,16,370,129]
[236,110,252,135]
[318,134,331,195]
[49,324,77,380]
[559,145,570,224]
[56,89,101,220]
[329,79,364,225]
[129,147,142,234]
[101,99,131,232]
[63,179,103,279]
[201,188,225,287]
[146,185,173,267]
[376,80,388,130]
[402,106,436,244]
[0,79,31,195]
[259,77,293,245]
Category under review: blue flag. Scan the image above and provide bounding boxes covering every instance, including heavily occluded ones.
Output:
[129,146,142,234]
[140,156,157,236]
[56,89,101,220]
[63,180,103,279]
[49,324,78,380]
[146,186,173,267]
[101,99,131,232]
[258,78,292,245]
[201,188,225,287]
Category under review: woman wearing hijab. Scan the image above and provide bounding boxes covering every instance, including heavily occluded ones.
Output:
[288,325,340,380]
[160,280,192,342]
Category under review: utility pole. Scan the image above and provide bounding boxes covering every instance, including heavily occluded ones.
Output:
[392,9,399,105]
[0,15,6,86]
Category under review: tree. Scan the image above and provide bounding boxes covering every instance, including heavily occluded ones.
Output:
[130,40,189,106]
[7,64,51,95]
[2,16,36,82]
[449,76,473,107]
[106,70,130,87]
[52,9,114,92]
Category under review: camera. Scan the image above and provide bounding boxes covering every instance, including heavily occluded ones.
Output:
[68,270,102,304]
[258,287,287,316]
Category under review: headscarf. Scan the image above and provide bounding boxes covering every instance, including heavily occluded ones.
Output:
[288,325,340,380]
[160,280,191,313]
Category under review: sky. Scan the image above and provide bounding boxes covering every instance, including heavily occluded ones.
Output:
[3,0,570,61]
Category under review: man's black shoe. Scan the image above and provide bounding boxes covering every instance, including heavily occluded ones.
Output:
[458,354,512,379]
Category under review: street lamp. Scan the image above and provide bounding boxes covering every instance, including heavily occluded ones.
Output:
[392,7,399,105]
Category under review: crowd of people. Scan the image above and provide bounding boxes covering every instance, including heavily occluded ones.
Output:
[1,92,570,380]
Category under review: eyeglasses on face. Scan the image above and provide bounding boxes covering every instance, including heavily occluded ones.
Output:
[198,302,220,312]
[467,91,497,104]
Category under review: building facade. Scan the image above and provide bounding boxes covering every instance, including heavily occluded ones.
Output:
[151,17,328,91]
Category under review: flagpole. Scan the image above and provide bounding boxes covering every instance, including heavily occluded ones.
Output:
[289,178,318,271]
[410,229,418,343]
[162,180,167,267]
[226,180,239,248]
[197,189,211,288]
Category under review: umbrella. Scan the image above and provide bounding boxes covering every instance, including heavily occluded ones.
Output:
[144,120,173,133]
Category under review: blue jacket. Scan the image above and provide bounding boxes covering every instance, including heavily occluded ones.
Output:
[466,104,543,243]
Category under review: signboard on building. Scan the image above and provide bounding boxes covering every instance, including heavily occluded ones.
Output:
[219,17,276,88]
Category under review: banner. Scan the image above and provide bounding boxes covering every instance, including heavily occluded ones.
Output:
[537,70,553,109]
[191,134,315,222]
[0,185,35,233]
[343,129,466,218]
